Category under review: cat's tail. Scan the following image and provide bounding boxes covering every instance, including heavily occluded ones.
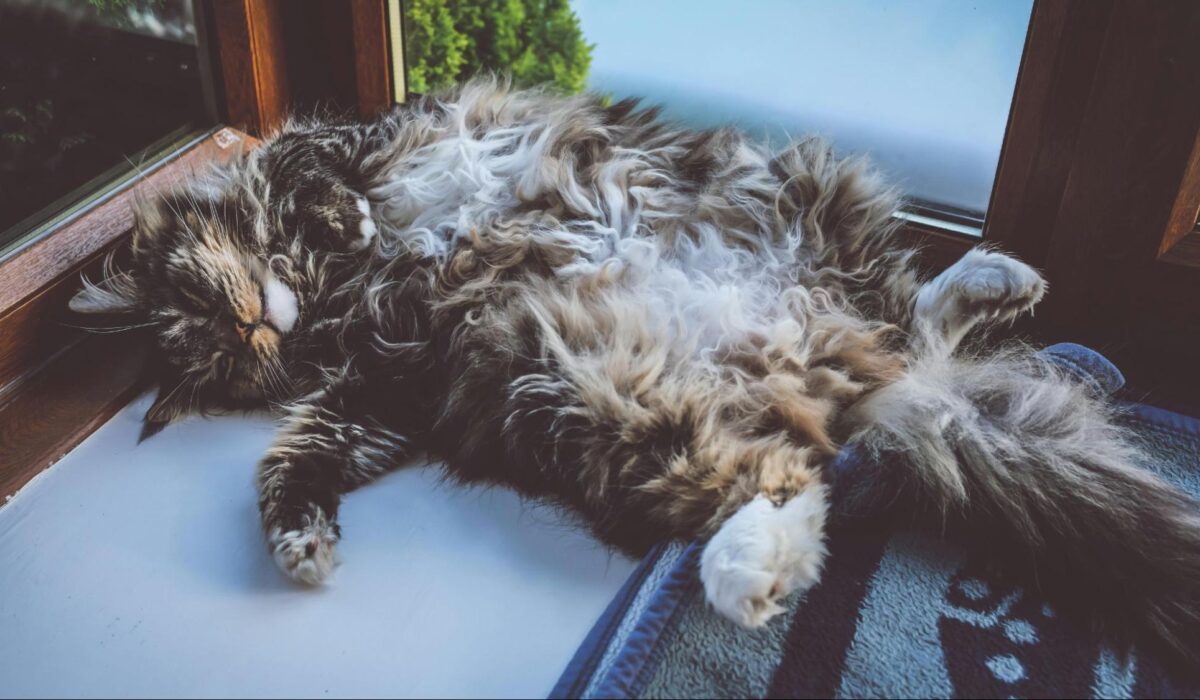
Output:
[842,345,1200,666]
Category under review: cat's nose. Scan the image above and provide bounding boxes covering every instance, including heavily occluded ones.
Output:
[234,320,256,344]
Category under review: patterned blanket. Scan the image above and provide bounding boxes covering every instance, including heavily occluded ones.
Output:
[552,345,1200,699]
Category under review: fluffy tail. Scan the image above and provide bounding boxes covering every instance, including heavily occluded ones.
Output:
[842,346,1200,666]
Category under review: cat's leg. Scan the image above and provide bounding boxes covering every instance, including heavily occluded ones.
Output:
[700,483,829,627]
[769,140,1044,344]
[257,386,412,585]
[505,361,833,627]
[911,247,1045,354]
[258,126,384,254]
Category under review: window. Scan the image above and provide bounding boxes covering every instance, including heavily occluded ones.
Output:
[0,0,216,258]
[400,0,1033,230]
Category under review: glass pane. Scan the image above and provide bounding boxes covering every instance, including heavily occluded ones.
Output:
[0,0,214,252]
[401,0,1032,223]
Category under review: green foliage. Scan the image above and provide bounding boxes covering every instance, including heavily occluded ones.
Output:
[404,0,592,95]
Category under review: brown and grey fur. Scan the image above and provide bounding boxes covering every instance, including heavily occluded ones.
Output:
[71,80,1200,664]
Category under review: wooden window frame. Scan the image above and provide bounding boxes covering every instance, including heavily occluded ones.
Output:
[0,0,403,500]
[1158,131,1200,268]
[0,129,252,498]
[209,0,293,135]
[985,0,1200,268]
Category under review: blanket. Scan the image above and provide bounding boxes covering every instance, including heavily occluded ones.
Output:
[552,344,1200,699]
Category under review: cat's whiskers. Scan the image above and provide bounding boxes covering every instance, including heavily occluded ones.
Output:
[252,347,291,402]
[150,369,202,420]
[65,319,163,334]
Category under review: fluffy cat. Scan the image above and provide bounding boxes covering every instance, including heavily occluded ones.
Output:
[71,81,1200,663]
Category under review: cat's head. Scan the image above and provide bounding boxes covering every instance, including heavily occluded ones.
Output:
[70,186,301,438]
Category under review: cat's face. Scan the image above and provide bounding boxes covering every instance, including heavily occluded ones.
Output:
[71,190,300,435]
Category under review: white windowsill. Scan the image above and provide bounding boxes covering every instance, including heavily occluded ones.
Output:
[0,393,633,698]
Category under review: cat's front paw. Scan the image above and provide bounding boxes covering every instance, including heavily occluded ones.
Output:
[700,488,828,627]
[301,190,377,253]
[347,194,378,251]
[268,508,340,586]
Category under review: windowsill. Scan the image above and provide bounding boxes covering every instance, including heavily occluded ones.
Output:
[0,393,634,696]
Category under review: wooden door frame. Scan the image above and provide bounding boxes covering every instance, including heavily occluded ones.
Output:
[207,0,399,136]
[985,0,1200,410]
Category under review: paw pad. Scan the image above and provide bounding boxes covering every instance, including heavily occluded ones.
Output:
[268,511,339,586]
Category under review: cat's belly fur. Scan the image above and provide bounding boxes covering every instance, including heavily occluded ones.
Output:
[366,129,846,369]
[337,88,903,553]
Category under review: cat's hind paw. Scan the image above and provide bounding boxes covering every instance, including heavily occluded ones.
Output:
[268,509,340,586]
[912,248,1045,352]
[916,248,1045,331]
[700,487,828,628]
[951,249,1045,323]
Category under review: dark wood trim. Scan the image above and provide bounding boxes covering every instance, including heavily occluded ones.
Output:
[896,221,976,273]
[0,332,149,501]
[209,0,292,136]
[0,130,247,317]
[276,1,396,119]
[984,0,1115,265]
[997,0,1200,411]
[349,0,395,118]
[1158,227,1200,268]
[0,129,254,501]
[1037,1,1200,314]
[1158,126,1200,267]
[0,238,123,404]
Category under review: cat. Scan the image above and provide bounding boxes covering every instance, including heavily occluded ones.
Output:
[70,80,1200,664]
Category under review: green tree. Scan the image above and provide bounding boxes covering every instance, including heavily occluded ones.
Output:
[404,0,592,95]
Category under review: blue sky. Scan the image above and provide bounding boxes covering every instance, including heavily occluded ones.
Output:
[571,0,1033,214]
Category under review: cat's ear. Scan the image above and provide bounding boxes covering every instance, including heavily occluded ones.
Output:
[69,271,139,315]
[128,187,172,252]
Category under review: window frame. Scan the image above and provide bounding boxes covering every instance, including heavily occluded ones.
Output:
[0,0,406,499]
[0,0,404,334]
[0,2,223,264]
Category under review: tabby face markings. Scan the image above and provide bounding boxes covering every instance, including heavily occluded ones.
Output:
[150,219,297,401]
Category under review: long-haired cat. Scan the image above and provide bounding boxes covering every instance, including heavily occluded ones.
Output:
[70,81,1200,664]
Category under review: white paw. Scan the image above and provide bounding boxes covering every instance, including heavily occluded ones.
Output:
[353,195,377,251]
[945,249,1045,321]
[269,510,339,586]
[700,487,828,628]
[262,272,299,334]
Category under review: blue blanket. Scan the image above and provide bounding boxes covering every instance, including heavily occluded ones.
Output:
[552,345,1200,699]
